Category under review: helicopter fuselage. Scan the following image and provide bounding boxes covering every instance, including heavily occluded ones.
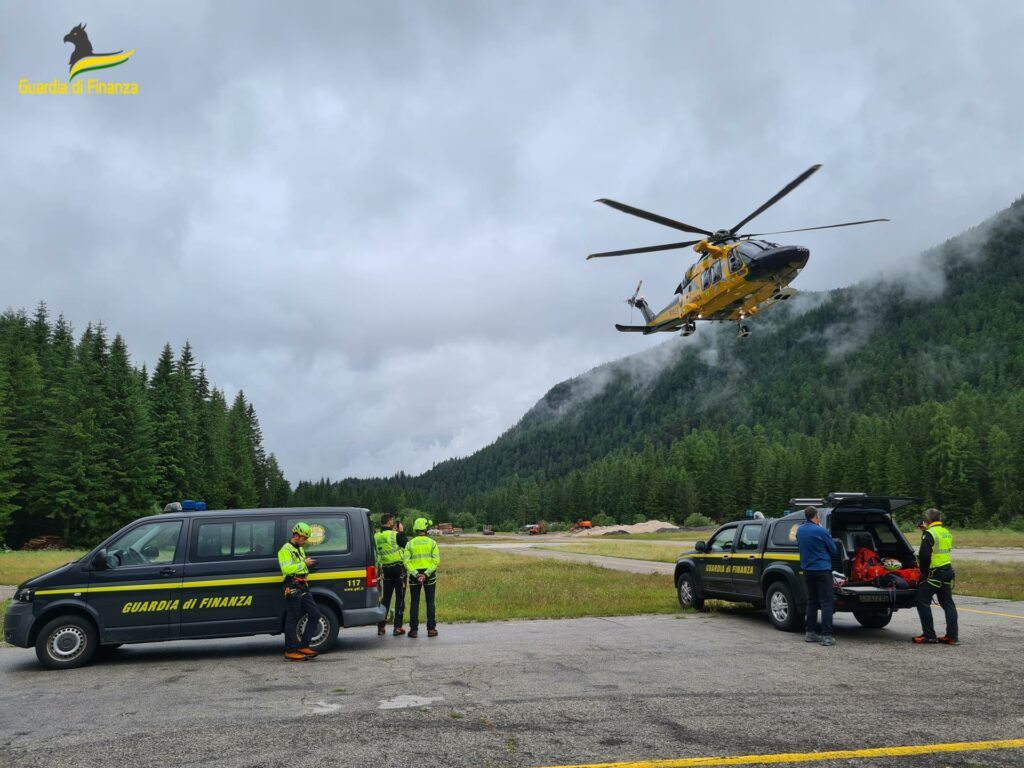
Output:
[633,238,809,333]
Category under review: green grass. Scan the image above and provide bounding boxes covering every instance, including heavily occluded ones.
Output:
[0,597,9,640]
[598,531,707,541]
[537,541,684,563]
[0,550,86,585]
[435,547,679,621]
[954,561,1024,601]
[934,529,1024,548]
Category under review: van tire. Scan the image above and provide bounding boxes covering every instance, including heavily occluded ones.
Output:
[765,581,801,632]
[298,604,340,653]
[35,615,98,670]
[677,572,704,610]
[854,608,893,628]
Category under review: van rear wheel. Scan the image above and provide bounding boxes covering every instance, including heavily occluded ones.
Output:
[765,582,801,632]
[35,615,98,670]
[854,608,893,628]
[297,604,339,653]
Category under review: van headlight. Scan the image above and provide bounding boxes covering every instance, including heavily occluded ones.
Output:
[14,588,34,602]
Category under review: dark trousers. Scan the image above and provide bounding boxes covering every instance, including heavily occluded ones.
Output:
[408,575,437,631]
[804,569,834,637]
[379,564,406,628]
[916,566,958,640]
[284,588,322,651]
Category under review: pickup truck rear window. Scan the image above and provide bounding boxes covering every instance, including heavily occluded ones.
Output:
[770,519,800,548]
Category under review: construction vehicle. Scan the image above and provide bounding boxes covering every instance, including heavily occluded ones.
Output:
[569,519,593,532]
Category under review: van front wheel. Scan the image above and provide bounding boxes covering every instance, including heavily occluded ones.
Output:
[35,615,98,670]
[297,604,339,653]
[677,572,704,610]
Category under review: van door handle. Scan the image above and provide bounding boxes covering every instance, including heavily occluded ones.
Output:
[160,568,176,576]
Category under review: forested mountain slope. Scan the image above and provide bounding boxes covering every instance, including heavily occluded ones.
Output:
[299,199,1024,528]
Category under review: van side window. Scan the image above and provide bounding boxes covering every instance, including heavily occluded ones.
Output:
[287,515,350,555]
[107,520,183,567]
[192,518,277,561]
[770,520,801,548]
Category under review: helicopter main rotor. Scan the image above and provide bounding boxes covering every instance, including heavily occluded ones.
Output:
[587,164,889,260]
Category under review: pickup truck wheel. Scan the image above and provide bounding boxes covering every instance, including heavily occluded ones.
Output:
[854,608,893,629]
[297,604,339,653]
[765,582,801,632]
[35,615,98,670]
[677,572,704,610]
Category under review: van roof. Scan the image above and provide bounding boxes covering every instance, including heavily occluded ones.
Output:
[146,506,370,523]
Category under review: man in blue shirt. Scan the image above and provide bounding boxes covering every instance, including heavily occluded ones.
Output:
[796,506,837,646]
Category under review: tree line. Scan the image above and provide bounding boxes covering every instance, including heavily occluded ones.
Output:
[0,304,290,548]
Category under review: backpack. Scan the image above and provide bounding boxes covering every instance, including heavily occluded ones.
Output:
[851,547,887,583]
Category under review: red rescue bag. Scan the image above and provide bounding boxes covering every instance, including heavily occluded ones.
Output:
[852,547,888,583]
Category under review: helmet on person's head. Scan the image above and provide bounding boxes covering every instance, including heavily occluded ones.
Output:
[882,558,902,571]
[292,522,312,537]
[413,517,431,533]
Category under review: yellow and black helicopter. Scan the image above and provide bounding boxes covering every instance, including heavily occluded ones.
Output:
[589,164,888,337]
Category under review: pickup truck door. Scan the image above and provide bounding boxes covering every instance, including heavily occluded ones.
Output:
[731,522,765,598]
[700,525,738,596]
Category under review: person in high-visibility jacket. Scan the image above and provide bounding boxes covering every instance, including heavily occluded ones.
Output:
[374,512,408,636]
[403,518,440,638]
[278,522,323,661]
[913,508,959,645]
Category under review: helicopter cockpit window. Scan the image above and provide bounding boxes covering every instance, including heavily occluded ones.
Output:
[701,269,713,290]
[728,249,743,274]
[711,261,723,283]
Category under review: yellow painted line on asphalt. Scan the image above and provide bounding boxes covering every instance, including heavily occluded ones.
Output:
[538,738,1024,768]
[957,606,1024,619]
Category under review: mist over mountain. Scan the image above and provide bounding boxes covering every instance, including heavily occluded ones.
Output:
[294,198,1024,528]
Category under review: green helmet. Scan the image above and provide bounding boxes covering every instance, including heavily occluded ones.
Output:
[413,517,432,532]
[292,521,312,537]
[882,558,902,571]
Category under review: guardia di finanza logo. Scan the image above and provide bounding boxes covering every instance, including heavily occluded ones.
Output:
[19,22,137,95]
[64,23,134,82]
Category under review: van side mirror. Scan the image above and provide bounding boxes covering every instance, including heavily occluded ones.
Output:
[92,549,109,570]
[695,541,707,553]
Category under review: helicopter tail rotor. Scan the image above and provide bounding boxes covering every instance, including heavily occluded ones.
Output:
[626,280,644,307]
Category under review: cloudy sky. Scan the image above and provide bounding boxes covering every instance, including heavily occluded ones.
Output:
[3,2,1023,481]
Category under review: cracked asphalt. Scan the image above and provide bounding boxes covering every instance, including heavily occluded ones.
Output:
[2,594,1023,768]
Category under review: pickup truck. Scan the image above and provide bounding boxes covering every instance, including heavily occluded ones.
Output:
[673,493,920,631]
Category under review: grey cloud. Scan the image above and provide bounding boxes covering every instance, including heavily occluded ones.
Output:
[3,1,1024,480]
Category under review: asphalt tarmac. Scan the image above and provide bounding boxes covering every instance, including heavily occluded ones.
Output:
[2,595,1023,768]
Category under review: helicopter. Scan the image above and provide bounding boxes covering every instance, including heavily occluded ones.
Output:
[588,164,888,338]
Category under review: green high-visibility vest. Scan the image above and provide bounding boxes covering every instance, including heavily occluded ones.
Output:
[278,541,309,579]
[404,535,440,576]
[375,530,403,566]
[926,523,953,569]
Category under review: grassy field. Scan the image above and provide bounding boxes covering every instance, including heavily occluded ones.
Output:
[538,541,682,563]
[434,547,678,621]
[0,550,86,585]
[912,528,1024,548]
[953,561,1024,601]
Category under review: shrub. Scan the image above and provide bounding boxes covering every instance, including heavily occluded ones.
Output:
[683,513,715,528]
